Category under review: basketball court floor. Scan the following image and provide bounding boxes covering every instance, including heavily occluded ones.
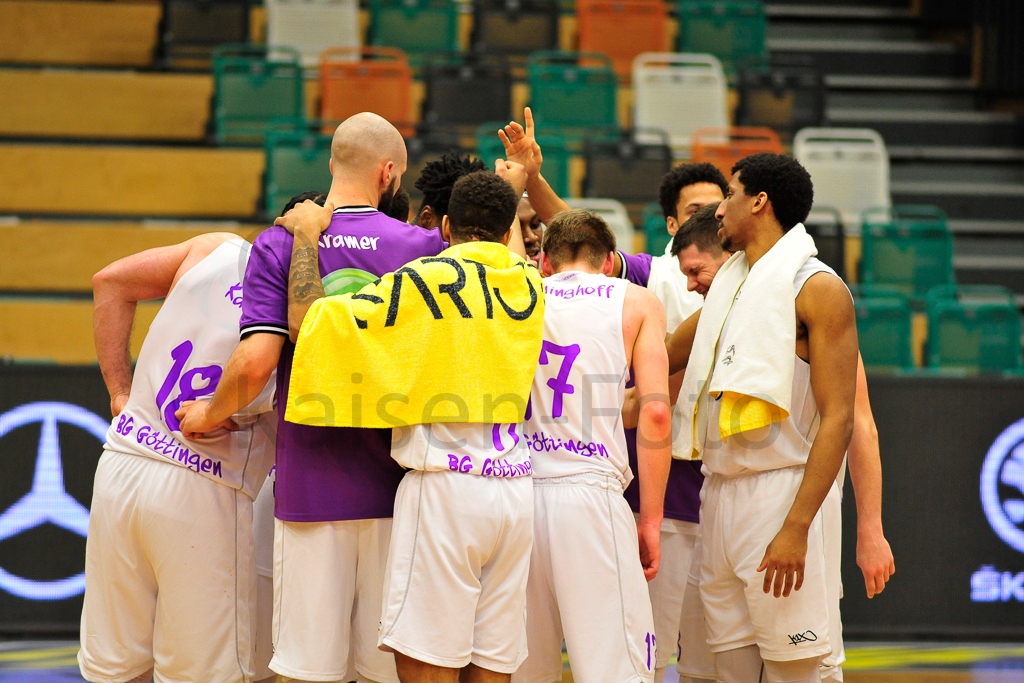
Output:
[1,641,1023,683]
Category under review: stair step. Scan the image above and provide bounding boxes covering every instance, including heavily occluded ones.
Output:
[766,4,914,20]
[772,40,969,78]
[825,75,974,90]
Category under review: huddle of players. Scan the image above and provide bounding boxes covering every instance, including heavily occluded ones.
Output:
[78,110,893,683]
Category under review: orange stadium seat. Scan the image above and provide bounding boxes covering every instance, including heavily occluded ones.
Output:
[319,47,414,138]
[576,0,668,81]
[691,127,783,179]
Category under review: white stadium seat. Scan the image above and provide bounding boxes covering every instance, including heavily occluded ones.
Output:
[566,197,636,255]
[632,52,728,155]
[794,127,891,231]
[267,0,360,67]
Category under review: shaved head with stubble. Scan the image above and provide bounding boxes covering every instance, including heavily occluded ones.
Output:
[328,112,409,214]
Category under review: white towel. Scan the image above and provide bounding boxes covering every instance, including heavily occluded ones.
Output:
[673,224,817,460]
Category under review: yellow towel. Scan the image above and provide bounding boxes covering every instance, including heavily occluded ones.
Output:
[285,241,545,429]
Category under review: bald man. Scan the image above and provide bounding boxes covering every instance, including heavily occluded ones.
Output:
[179,113,441,683]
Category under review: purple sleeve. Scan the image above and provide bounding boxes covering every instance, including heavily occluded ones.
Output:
[619,251,653,288]
[239,230,290,337]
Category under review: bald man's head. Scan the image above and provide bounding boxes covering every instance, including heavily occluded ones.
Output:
[330,113,408,208]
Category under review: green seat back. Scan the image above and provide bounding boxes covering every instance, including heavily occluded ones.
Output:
[528,52,617,132]
[214,45,304,146]
[370,0,459,64]
[677,1,767,73]
[861,205,954,298]
[853,294,914,372]
[265,121,334,218]
[927,285,1023,373]
[476,122,571,198]
[643,202,669,256]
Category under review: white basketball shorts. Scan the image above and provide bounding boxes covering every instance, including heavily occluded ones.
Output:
[271,517,397,683]
[513,473,656,683]
[379,469,533,673]
[78,449,256,683]
[252,471,275,681]
[675,531,716,680]
[820,481,845,681]
[632,515,698,671]
[700,468,831,662]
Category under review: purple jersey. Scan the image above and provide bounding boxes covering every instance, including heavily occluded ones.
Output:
[618,251,653,287]
[618,251,703,523]
[240,206,446,522]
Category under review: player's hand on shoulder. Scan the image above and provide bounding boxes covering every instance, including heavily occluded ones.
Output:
[757,523,809,598]
[857,526,895,598]
[274,200,336,236]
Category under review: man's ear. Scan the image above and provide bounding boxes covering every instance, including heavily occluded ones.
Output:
[441,215,452,243]
[418,206,437,229]
[329,158,334,176]
[751,191,768,215]
[540,252,554,277]
[500,228,512,246]
[601,250,615,276]
[382,160,395,190]
[666,216,679,236]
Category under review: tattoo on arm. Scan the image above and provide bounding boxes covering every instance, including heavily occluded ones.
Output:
[288,232,325,340]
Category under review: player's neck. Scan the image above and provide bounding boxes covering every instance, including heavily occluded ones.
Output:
[554,262,602,275]
[743,223,785,267]
[326,183,378,210]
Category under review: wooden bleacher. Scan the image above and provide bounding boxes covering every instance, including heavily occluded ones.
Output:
[0,222,264,292]
[0,144,265,218]
[0,298,161,364]
[0,0,161,67]
[0,70,213,141]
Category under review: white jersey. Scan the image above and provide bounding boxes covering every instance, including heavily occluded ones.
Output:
[391,422,532,477]
[702,258,842,477]
[525,271,631,485]
[104,239,277,499]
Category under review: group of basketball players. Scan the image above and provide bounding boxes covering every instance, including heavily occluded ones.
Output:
[79,109,894,683]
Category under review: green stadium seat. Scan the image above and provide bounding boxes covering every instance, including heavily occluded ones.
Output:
[476,122,571,198]
[264,120,334,219]
[369,0,460,65]
[527,52,618,135]
[643,202,669,256]
[676,1,767,74]
[926,285,1023,374]
[213,44,305,147]
[850,286,914,372]
[861,205,954,301]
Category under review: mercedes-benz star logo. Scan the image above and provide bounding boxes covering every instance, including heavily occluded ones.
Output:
[981,416,1024,555]
[0,402,108,600]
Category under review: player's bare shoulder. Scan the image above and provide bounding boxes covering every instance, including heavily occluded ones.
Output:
[794,270,855,354]
[170,232,242,291]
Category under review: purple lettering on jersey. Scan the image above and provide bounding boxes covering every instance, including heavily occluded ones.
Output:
[537,341,581,419]
[225,283,243,307]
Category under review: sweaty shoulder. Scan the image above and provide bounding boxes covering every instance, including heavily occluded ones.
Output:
[796,269,853,327]
[623,282,665,331]
[171,232,240,291]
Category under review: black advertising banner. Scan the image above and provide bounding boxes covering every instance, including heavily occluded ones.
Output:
[1,366,1023,636]
[841,375,1024,638]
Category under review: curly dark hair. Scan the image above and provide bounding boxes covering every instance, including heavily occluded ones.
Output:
[731,153,814,231]
[447,171,519,242]
[281,191,326,216]
[670,203,722,257]
[384,187,411,222]
[658,163,728,220]
[414,150,487,218]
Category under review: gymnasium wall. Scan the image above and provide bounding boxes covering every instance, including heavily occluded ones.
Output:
[1,367,1023,636]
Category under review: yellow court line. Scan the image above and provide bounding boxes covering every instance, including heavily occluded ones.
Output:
[0,647,79,663]
[845,646,1024,670]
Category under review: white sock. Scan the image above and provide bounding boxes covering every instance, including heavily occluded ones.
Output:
[763,658,821,683]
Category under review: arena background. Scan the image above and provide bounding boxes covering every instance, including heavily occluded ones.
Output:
[3,0,1024,679]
